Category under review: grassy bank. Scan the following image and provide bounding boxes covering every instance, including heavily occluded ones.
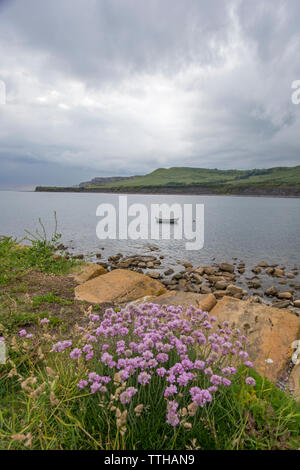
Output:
[0,237,299,450]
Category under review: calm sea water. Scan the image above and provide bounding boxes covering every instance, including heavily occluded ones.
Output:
[0,191,300,273]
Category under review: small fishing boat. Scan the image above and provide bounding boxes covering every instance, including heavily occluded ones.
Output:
[155,216,179,224]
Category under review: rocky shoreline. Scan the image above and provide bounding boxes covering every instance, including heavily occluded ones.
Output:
[57,244,300,317]
[64,248,300,396]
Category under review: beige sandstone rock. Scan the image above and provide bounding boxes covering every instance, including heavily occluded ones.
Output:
[219,263,235,273]
[258,261,269,267]
[125,290,217,312]
[286,273,295,279]
[71,263,107,284]
[213,290,228,299]
[147,270,161,279]
[215,280,228,290]
[210,296,300,384]
[265,286,278,296]
[273,268,285,277]
[192,273,203,284]
[202,266,215,275]
[277,291,293,300]
[195,267,205,276]
[75,269,166,304]
[225,284,244,298]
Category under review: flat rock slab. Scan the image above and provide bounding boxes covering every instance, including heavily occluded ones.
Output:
[126,291,217,312]
[211,296,300,384]
[75,269,166,304]
[70,263,107,284]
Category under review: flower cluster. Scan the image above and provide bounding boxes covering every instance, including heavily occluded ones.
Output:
[53,303,255,427]
[18,329,32,339]
[52,340,72,352]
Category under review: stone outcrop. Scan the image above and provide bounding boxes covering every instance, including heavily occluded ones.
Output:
[70,263,107,284]
[219,263,235,273]
[75,269,166,304]
[210,296,300,384]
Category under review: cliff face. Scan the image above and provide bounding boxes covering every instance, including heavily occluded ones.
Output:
[35,165,300,197]
[35,184,300,197]
[79,176,135,188]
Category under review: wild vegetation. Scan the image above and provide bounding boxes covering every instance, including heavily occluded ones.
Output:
[36,165,300,195]
[0,228,299,450]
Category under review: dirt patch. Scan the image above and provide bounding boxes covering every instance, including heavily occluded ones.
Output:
[0,270,111,335]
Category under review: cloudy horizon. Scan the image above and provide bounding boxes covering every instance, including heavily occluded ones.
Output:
[1,0,300,189]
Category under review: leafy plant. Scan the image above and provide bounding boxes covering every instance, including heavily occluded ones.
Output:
[1,303,298,450]
[24,211,62,250]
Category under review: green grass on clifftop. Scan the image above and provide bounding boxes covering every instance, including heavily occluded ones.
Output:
[36,165,300,195]
[94,166,300,189]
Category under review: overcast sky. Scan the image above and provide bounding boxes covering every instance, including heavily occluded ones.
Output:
[0,0,300,189]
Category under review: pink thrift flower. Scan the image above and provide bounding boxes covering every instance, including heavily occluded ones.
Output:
[245,377,256,386]
[166,411,179,427]
[210,375,222,386]
[120,387,138,405]
[101,352,113,365]
[85,351,94,361]
[222,378,232,386]
[164,385,177,397]
[88,372,101,382]
[156,367,167,377]
[244,361,253,368]
[194,360,205,370]
[82,344,93,353]
[137,372,151,385]
[156,353,169,363]
[166,374,176,384]
[70,348,82,359]
[239,351,249,360]
[91,382,103,394]
[77,380,88,389]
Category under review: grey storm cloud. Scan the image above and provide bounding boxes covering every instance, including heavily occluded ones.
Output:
[0,0,300,188]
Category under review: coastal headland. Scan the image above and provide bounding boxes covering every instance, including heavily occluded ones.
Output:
[35,165,300,197]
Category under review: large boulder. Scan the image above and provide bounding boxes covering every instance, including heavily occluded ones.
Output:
[125,291,217,312]
[75,269,166,304]
[70,263,107,284]
[210,296,300,384]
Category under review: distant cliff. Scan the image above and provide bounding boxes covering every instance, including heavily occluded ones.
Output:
[36,165,300,197]
[79,176,135,188]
